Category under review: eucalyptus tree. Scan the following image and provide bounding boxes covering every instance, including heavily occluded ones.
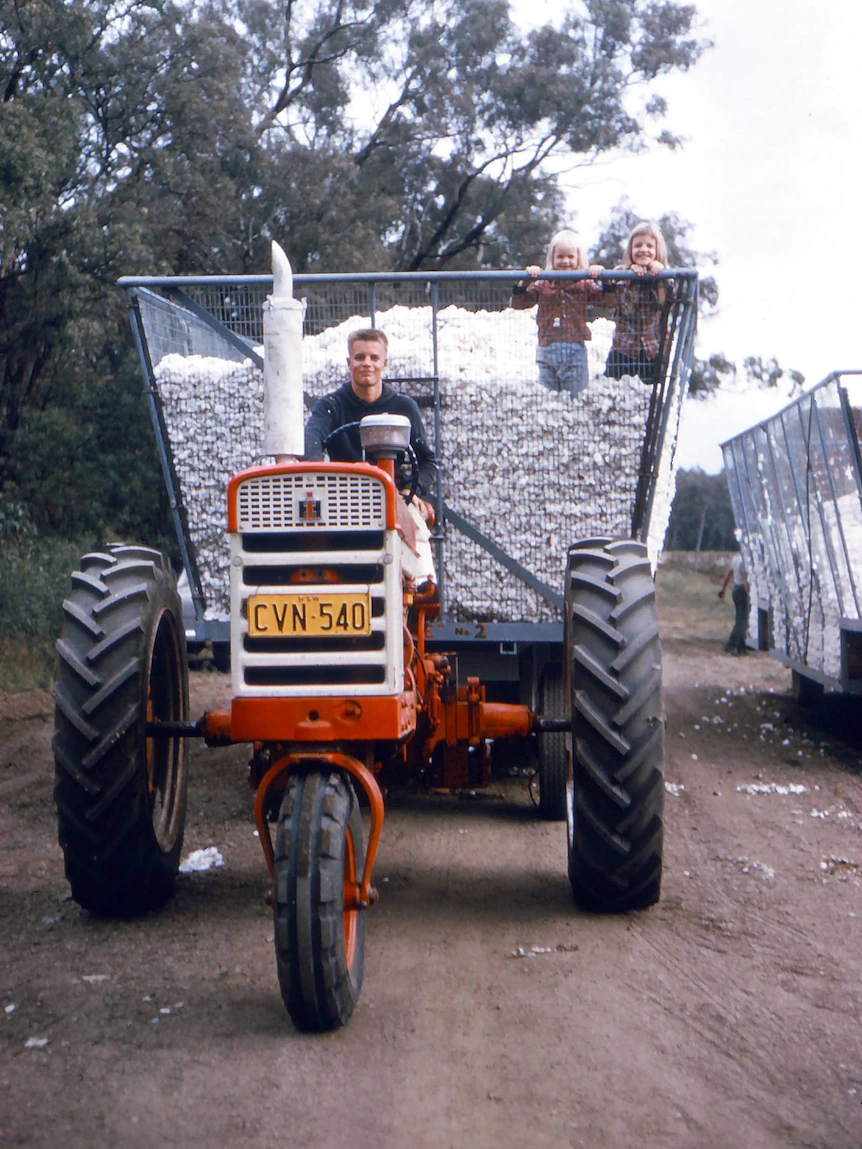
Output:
[242,0,708,269]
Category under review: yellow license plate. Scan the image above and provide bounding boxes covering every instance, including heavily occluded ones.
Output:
[247,592,372,638]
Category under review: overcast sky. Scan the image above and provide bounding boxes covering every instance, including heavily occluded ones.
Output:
[514,0,862,470]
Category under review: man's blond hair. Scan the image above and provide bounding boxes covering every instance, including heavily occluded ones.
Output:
[347,328,388,353]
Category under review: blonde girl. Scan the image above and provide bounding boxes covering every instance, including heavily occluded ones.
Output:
[602,221,672,384]
[510,229,603,398]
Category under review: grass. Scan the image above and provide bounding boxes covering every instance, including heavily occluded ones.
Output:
[0,535,98,692]
[655,553,733,647]
[0,637,58,693]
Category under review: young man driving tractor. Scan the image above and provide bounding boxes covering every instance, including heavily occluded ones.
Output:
[304,328,437,588]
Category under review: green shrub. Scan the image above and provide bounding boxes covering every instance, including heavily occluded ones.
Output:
[0,534,100,690]
[0,535,99,640]
[2,359,179,561]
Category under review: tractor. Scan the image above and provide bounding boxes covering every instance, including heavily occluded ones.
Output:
[52,245,697,1030]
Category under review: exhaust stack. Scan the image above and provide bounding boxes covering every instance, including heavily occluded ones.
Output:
[263,241,304,461]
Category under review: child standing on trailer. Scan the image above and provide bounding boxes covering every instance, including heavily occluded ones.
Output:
[510,229,603,398]
[601,221,672,385]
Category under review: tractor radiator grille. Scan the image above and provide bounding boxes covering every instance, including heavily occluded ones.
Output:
[236,473,386,532]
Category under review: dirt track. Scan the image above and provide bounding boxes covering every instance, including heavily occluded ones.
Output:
[2,635,862,1148]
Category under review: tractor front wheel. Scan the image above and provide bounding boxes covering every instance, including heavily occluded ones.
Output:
[565,539,665,911]
[273,770,366,1031]
[52,545,189,915]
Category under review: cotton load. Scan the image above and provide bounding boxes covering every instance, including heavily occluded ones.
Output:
[153,302,685,621]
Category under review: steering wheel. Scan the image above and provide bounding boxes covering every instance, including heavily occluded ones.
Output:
[322,422,421,504]
[395,444,420,505]
[322,420,362,459]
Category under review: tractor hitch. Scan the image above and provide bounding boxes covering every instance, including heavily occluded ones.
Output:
[533,716,572,733]
[146,719,205,738]
[146,709,234,745]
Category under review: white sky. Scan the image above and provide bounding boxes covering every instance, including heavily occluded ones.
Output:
[513,0,862,470]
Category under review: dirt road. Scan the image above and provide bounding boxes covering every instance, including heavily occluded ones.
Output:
[2,636,861,1148]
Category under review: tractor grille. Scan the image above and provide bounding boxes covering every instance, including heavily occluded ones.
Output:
[230,468,403,698]
[236,473,386,531]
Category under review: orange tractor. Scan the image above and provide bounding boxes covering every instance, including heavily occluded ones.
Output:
[53,247,696,1030]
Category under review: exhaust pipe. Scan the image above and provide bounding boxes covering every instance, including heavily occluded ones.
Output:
[263,241,304,461]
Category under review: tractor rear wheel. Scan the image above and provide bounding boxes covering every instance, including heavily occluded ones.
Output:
[52,545,189,915]
[565,539,665,911]
[537,664,567,820]
[273,770,366,1031]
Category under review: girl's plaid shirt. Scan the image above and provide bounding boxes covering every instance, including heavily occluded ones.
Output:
[510,278,603,345]
[602,275,673,358]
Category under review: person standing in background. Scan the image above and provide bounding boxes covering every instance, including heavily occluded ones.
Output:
[719,552,750,655]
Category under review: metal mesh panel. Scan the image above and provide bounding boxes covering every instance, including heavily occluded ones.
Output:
[723,373,862,680]
[179,283,269,344]
[137,289,255,366]
[129,272,696,623]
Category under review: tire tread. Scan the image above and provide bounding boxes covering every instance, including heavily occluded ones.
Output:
[566,539,665,912]
[52,544,188,916]
[273,771,365,1031]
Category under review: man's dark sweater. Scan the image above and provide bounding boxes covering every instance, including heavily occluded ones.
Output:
[304,382,437,497]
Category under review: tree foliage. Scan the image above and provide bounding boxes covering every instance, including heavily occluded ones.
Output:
[742,356,805,393]
[665,467,737,551]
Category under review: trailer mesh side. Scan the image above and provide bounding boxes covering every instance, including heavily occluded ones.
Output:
[723,372,862,683]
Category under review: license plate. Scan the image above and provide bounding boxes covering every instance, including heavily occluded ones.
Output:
[247,592,372,638]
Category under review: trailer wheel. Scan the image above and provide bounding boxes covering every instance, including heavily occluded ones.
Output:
[273,770,366,1031]
[52,545,189,915]
[537,664,567,820]
[565,539,665,911]
[792,670,824,706]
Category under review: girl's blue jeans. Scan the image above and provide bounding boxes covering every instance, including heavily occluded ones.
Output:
[536,342,589,397]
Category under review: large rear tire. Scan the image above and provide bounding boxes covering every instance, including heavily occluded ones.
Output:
[537,664,567,820]
[52,545,189,915]
[273,770,366,1031]
[565,539,665,911]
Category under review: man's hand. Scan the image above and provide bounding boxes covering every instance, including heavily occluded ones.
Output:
[718,589,725,599]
